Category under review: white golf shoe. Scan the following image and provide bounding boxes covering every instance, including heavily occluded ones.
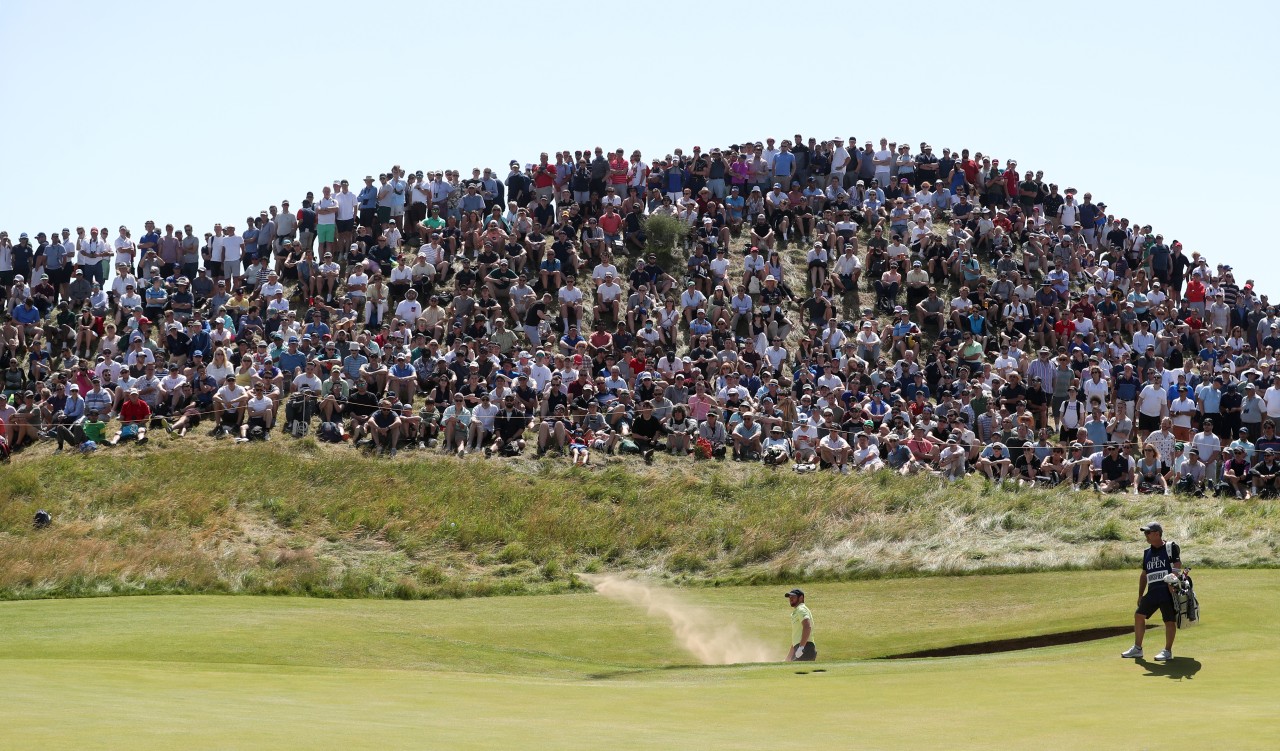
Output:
[1154,649,1173,661]
[1120,646,1143,658]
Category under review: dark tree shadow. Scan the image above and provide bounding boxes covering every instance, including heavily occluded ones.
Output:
[1136,656,1202,680]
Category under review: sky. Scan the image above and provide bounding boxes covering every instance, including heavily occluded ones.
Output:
[3,0,1278,289]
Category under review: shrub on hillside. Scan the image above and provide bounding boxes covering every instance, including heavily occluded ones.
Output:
[642,213,687,267]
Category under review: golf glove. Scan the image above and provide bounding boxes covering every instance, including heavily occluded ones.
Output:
[794,646,804,660]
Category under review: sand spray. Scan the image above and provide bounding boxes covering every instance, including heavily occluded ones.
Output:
[582,574,774,664]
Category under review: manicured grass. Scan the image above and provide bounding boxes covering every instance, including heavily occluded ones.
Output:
[3,444,1280,601]
[1,571,1276,749]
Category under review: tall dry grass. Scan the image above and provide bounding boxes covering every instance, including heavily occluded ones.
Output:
[1,444,1277,600]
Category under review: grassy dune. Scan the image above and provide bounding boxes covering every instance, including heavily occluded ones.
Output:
[2,443,1278,600]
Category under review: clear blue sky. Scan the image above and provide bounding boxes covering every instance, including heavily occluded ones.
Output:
[3,1,1277,288]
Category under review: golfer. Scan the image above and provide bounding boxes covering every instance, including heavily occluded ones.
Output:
[785,588,816,662]
[1120,522,1181,661]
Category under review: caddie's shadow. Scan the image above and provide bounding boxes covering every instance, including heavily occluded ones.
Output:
[1136,656,1202,680]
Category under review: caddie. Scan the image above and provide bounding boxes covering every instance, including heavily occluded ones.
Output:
[1120,522,1181,661]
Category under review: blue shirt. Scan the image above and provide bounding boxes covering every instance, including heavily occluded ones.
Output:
[45,242,67,269]
[278,350,307,374]
[14,304,40,324]
[664,169,687,193]
[357,186,379,210]
[772,152,796,178]
[725,195,744,220]
[1197,384,1222,414]
[342,354,368,380]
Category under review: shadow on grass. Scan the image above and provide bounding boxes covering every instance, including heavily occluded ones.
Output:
[1136,656,1202,680]
[880,625,1143,659]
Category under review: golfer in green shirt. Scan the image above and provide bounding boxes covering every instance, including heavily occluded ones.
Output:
[785,588,816,662]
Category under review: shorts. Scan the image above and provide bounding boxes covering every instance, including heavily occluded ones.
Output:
[792,641,817,661]
[1137,413,1161,432]
[48,267,72,286]
[359,207,378,228]
[1137,590,1176,623]
[336,219,355,233]
[376,206,392,224]
[316,224,337,243]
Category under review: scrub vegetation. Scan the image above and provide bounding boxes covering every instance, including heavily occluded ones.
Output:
[2,444,1277,600]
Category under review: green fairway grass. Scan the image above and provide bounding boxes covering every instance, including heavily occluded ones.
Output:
[1,570,1276,749]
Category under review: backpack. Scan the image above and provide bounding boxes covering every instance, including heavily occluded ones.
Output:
[317,421,343,443]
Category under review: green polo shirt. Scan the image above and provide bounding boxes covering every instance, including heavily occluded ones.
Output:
[791,603,813,645]
[82,419,107,443]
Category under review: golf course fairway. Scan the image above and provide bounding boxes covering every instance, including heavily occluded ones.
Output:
[1,570,1275,749]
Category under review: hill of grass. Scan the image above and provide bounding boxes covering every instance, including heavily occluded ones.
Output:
[2,443,1278,600]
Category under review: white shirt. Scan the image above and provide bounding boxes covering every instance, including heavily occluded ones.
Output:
[679,289,706,310]
[247,396,274,415]
[218,235,244,263]
[1081,377,1109,404]
[558,285,583,305]
[111,274,139,298]
[292,373,323,393]
[596,282,623,303]
[1137,383,1167,417]
[591,263,618,283]
[159,373,187,392]
[1264,386,1280,418]
[113,235,136,266]
[346,272,369,296]
[390,266,414,285]
[830,147,850,173]
[792,424,819,451]
[528,363,552,392]
[316,197,338,226]
[334,191,359,221]
[873,149,892,174]
[472,402,498,431]
[394,299,422,324]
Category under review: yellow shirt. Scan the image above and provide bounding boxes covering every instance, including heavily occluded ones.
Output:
[791,603,813,645]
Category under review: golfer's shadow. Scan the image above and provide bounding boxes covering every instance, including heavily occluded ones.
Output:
[1136,656,1202,680]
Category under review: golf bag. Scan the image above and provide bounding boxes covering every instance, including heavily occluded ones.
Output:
[284,392,316,438]
[1164,569,1200,629]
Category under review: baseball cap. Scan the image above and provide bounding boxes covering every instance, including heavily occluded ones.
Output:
[1140,522,1163,533]
[784,589,804,598]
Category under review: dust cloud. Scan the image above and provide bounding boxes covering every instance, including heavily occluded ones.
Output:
[582,574,775,664]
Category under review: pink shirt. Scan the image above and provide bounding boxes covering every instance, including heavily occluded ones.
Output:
[687,393,715,421]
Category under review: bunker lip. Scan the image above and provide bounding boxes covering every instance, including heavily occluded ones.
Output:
[880,625,1152,659]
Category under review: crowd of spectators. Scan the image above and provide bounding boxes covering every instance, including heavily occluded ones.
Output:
[3,135,1279,497]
